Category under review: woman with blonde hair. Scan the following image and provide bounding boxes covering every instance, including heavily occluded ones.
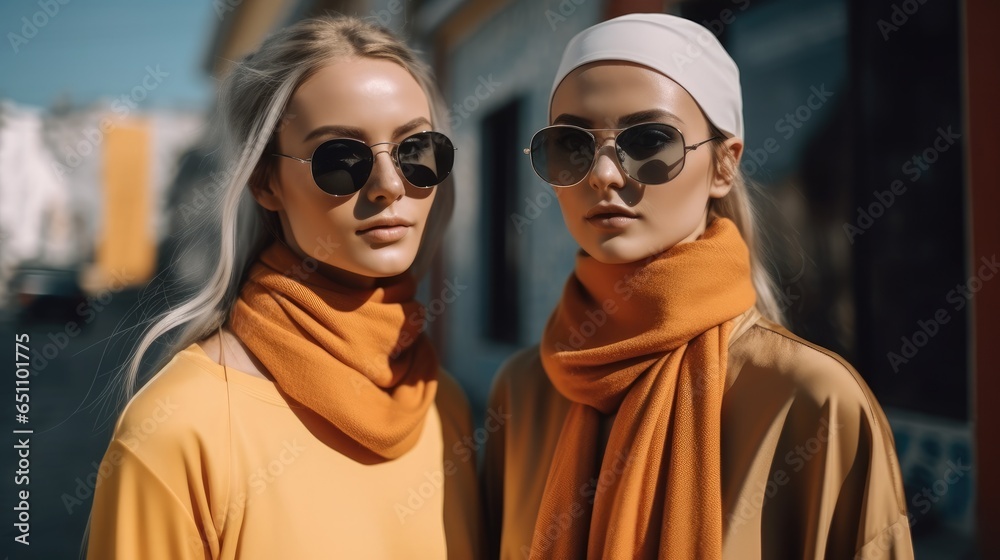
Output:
[86,15,482,559]
[485,13,913,559]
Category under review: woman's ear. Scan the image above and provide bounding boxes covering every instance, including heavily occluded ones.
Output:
[249,159,283,212]
[709,136,743,199]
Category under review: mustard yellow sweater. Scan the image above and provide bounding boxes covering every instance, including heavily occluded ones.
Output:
[87,342,483,559]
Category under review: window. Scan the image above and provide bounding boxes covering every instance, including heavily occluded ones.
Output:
[480,98,523,344]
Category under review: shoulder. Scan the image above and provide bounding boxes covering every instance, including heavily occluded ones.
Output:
[728,318,912,550]
[488,344,566,424]
[490,344,549,399]
[111,343,231,462]
[92,344,232,548]
[733,317,882,412]
[732,316,906,496]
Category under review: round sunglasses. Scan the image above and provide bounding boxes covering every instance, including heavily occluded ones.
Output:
[272,130,456,196]
[523,122,720,187]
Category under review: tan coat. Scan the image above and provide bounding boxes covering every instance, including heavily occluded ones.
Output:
[484,308,914,559]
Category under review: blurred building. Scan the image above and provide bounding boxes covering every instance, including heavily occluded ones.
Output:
[196,0,996,557]
[0,99,202,317]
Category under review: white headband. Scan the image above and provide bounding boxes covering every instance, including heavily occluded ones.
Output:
[549,13,744,140]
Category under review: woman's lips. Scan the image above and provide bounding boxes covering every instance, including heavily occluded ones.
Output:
[356,225,410,243]
[585,213,639,231]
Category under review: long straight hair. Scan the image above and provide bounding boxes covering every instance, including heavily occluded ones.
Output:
[118,15,454,404]
[706,122,786,325]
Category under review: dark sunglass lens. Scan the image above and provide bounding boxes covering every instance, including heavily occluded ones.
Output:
[617,124,685,184]
[530,127,594,186]
[397,132,454,187]
[311,140,372,195]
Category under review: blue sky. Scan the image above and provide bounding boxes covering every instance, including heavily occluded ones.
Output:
[0,0,218,110]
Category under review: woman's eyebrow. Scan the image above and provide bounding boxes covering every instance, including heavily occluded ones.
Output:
[617,109,684,127]
[392,116,432,138]
[302,116,432,143]
[303,124,365,143]
[552,113,591,127]
[551,110,685,129]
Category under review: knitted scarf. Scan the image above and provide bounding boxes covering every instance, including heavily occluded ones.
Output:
[228,240,438,460]
[532,217,755,558]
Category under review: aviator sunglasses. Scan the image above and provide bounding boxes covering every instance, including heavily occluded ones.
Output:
[272,130,456,196]
[523,122,720,187]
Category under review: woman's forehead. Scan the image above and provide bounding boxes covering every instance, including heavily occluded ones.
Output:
[283,58,431,141]
[551,62,702,127]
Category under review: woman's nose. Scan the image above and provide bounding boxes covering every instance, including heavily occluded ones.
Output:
[588,140,626,191]
[364,149,405,203]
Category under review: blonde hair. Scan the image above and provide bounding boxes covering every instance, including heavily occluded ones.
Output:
[706,122,786,325]
[117,14,454,403]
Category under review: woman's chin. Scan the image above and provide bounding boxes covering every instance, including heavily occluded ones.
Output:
[352,254,418,278]
[577,236,658,265]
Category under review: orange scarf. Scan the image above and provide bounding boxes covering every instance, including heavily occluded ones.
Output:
[228,240,438,460]
[532,217,756,559]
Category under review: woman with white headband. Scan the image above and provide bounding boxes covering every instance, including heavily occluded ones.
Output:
[484,13,914,559]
